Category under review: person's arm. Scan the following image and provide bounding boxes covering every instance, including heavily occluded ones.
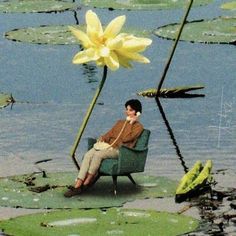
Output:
[122,122,143,143]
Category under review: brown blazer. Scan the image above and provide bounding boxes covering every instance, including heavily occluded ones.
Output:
[100,119,143,149]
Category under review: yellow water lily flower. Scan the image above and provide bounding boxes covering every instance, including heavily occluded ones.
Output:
[69,10,152,71]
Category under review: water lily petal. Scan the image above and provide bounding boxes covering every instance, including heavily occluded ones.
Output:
[106,37,124,50]
[68,26,92,48]
[86,10,103,37]
[69,10,152,69]
[122,38,152,52]
[104,15,126,39]
[72,48,99,64]
[104,52,119,71]
[87,29,102,46]
[99,46,110,57]
[96,58,105,67]
[117,55,133,68]
[117,50,150,63]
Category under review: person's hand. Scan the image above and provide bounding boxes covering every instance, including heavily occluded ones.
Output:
[129,115,138,124]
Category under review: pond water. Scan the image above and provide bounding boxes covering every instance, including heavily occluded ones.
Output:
[0,0,236,179]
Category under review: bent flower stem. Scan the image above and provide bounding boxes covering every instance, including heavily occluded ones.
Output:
[69,10,152,170]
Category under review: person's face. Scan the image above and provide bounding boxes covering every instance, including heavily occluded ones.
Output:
[125,105,136,118]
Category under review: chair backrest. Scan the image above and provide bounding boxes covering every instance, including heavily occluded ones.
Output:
[134,129,151,149]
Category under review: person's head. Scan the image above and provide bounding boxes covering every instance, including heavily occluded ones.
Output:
[125,99,142,118]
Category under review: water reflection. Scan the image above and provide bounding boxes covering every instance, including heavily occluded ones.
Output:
[73,10,79,25]
[82,64,98,83]
[155,97,189,173]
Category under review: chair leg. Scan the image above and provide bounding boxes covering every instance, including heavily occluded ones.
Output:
[127,174,136,185]
[112,175,118,195]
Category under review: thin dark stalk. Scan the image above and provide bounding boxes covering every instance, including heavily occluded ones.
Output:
[155,97,188,173]
[70,66,108,170]
[156,0,194,96]
[73,10,79,25]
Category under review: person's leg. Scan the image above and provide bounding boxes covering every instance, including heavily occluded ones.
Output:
[84,148,119,186]
[64,148,98,197]
[75,148,96,188]
[83,173,96,186]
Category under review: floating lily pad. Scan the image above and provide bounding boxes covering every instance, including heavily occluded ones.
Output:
[81,0,212,10]
[5,25,151,45]
[154,17,236,44]
[221,1,236,10]
[0,93,14,109]
[0,208,199,236]
[5,25,80,45]
[0,172,177,209]
[0,0,77,13]
[137,85,205,98]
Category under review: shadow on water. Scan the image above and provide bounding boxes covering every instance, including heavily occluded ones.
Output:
[155,97,189,173]
[160,93,205,99]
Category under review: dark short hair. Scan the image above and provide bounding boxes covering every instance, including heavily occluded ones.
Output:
[125,99,142,113]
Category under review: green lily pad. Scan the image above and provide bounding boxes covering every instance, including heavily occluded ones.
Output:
[0,0,77,13]
[0,172,177,209]
[5,25,151,45]
[0,208,199,236]
[0,93,14,109]
[154,17,236,44]
[81,0,212,10]
[221,1,236,10]
[5,25,80,45]
[137,85,205,98]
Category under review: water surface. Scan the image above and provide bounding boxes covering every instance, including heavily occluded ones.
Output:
[0,0,235,179]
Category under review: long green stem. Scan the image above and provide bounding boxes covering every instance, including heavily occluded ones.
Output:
[70,66,108,170]
[156,0,194,96]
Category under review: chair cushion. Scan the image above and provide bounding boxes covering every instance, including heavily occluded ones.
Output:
[99,159,118,175]
[134,129,150,149]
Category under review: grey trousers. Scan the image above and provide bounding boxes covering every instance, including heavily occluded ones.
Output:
[77,147,119,181]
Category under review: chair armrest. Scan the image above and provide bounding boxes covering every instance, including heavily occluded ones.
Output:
[117,145,148,174]
[87,137,97,150]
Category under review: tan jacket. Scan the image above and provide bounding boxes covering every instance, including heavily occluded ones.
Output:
[100,120,144,149]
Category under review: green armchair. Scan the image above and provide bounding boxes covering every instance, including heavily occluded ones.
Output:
[87,129,151,194]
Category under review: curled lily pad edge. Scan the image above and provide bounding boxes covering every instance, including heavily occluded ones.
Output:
[0,93,15,109]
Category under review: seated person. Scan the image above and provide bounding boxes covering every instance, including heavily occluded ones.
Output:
[64,99,143,197]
